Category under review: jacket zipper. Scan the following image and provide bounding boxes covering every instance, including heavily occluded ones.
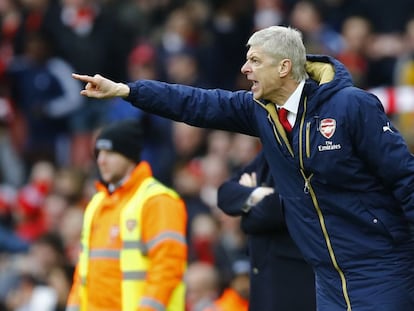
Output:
[299,98,352,311]
[306,121,311,158]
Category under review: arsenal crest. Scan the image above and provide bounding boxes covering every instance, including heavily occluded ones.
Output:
[126,219,137,232]
[319,118,336,139]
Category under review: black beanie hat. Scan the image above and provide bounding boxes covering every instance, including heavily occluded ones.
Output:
[95,120,143,163]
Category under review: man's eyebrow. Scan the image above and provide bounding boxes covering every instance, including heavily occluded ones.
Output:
[247,54,257,60]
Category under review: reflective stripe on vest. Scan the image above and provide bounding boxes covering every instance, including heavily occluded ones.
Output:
[79,177,185,311]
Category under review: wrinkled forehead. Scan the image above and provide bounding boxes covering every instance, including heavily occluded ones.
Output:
[246,45,266,59]
[246,45,277,63]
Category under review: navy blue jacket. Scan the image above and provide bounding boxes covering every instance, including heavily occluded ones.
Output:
[126,55,414,310]
[218,151,315,311]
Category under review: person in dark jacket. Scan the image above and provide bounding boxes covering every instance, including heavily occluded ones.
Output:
[217,150,316,311]
[72,25,414,311]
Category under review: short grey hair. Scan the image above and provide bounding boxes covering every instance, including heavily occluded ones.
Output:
[247,26,309,82]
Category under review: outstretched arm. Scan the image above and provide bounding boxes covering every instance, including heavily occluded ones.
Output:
[73,73,260,137]
[72,73,130,99]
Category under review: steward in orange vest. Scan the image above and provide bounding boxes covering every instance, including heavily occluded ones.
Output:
[66,120,187,311]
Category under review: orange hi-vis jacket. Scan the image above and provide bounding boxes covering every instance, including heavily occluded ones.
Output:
[202,288,249,311]
[66,162,187,311]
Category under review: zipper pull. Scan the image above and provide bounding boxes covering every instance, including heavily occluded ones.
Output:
[303,180,310,194]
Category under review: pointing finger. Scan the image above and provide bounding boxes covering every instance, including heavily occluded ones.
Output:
[72,73,96,84]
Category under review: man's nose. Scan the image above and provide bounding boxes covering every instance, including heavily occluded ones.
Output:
[241,62,250,74]
[96,151,106,164]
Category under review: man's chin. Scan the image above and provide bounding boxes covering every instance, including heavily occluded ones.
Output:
[100,174,111,183]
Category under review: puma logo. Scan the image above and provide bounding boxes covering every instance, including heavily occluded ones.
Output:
[382,122,394,133]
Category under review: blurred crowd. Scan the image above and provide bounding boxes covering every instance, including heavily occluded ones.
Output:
[1,0,414,310]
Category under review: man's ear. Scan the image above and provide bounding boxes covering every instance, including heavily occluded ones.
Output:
[279,59,292,77]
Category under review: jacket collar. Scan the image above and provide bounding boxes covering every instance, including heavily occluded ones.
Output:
[96,161,153,194]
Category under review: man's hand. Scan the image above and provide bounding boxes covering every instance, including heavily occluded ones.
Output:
[248,187,274,205]
[239,172,274,205]
[239,172,257,187]
[72,73,130,99]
